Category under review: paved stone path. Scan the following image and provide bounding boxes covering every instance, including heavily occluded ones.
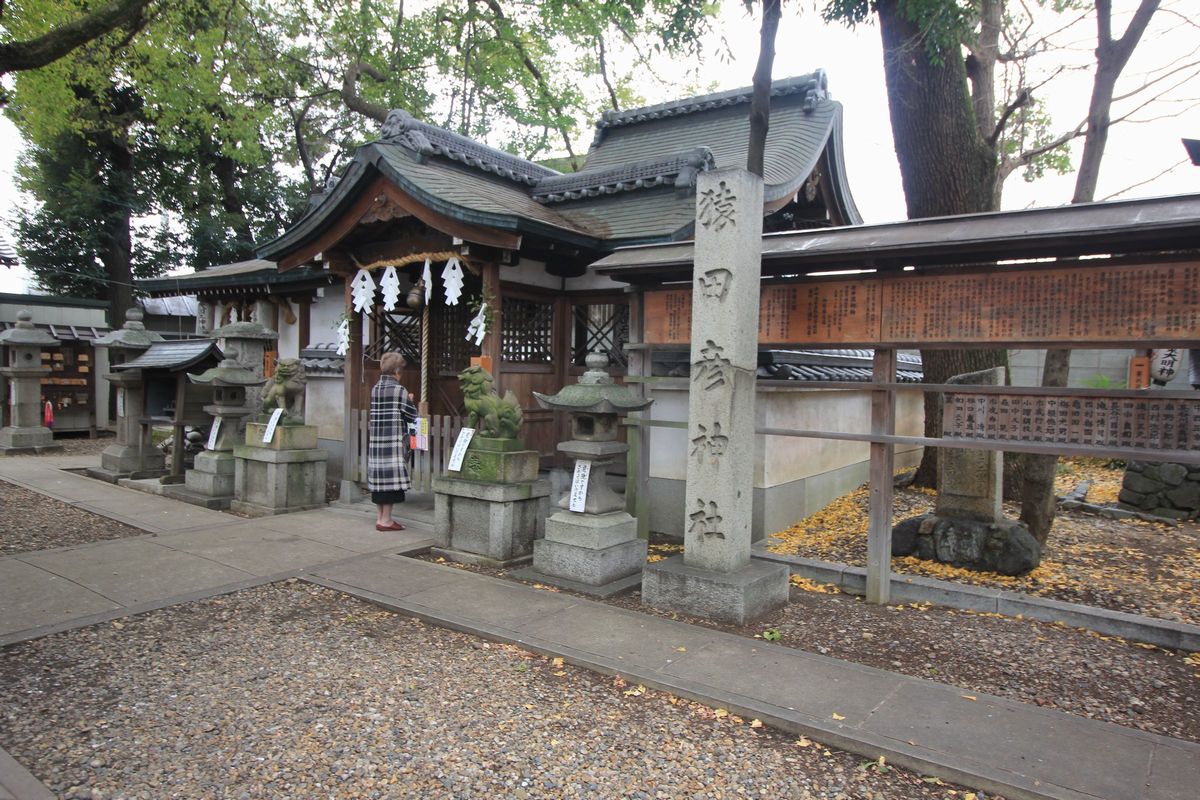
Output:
[2,452,1197,800]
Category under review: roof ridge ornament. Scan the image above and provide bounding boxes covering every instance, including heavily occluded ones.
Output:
[532,147,716,204]
[378,109,558,186]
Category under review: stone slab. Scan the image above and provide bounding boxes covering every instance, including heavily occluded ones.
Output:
[157,530,356,576]
[314,554,471,599]
[402,574,578,629]
[230,498,326,518]
[508,567,644,598]
[543,510,638,549]
[0,559,121,637]
[244,422,318,450]
[532,537,646,586]
[232,446,328,464]
[160,483,231,510]
[429,546,533,570]
[641,554,789,625]
[0,746,54,800]
[450,445,538,483]
[432,477,551,503]
[517,602,718,668]
[17,539,254,606]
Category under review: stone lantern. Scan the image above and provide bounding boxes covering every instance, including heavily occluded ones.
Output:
[88,308,165,481]
[526,353,653,595]
[0,309,60,454]
[163,349,260,509]
[211,320,278,414]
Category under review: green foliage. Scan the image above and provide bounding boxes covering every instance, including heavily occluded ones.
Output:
[761,628,782,641]
[997,98,1073,183]
[822,0,977,64]
[1080,374,1126,390]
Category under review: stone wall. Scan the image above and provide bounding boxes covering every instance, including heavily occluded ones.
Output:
[1118,461,1200,520]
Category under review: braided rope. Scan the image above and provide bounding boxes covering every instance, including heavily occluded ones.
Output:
[420,305,430,413]
[350,250,479,275]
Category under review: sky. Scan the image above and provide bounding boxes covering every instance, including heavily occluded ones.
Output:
[1,0,1197,295]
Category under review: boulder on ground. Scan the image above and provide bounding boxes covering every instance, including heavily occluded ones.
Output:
[891,514,1041,576]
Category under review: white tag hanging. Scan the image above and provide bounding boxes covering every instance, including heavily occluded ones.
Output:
[422,259,433,305]
[335,317,351,356]
[441,257,464,305]
[466,304,487,346]
[380,266,401,311]
[350,269,377,313]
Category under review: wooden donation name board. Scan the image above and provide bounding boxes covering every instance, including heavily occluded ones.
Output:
[644,262,1200,347]
[943,393,1200,453]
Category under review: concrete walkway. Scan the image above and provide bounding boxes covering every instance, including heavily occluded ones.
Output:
[1,453,1197,800]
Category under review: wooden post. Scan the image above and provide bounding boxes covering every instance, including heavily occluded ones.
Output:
[625,290,652,539]
[298,299,311,352]
[481,261,502,383]
[339,278,363,501]
[866,348,897,604]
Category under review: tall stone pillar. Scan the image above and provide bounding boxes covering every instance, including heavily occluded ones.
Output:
[88,309,166,481]
[641,168,789,624]
[0,310,60,454]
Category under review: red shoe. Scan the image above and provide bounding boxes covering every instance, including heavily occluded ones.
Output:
[376,521,406,531]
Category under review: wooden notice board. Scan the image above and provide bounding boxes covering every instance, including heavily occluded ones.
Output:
[643,261,1200,347]
[943,392,1200,453]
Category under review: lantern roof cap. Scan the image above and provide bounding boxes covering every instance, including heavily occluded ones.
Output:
[533,353,652,414]
[0,309,59,347]
[95,308,164,349]
[188,348,264,387]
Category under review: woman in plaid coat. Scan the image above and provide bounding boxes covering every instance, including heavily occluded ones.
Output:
[369,352,417,531]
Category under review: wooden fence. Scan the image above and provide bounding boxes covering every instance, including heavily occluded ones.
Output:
[355,411,464,493]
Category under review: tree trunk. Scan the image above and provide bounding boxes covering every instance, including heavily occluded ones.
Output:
[877,0,1001,488]
[746,0,781,177]
[97,123,136,329]
[1019,348,1071,542]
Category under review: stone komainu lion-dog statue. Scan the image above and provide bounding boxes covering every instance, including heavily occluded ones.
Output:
[458,365,522,439]
[262,358,307,422]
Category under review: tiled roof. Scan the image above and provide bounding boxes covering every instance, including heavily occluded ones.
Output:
[300,342,345,375]
[0,320,110,342]
[113,339,221,372]
[655,349,922,383]
[532,148,715,203]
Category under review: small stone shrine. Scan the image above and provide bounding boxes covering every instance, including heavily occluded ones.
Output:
[0,310,61,455]
[162,349,260,509]
[231,359,327,516]
[88,308,166,481]
[641,168,790,624]
[892,367,1041,575]
[433,365,550,567]
[516,353,652,595]
[211,320,278,413]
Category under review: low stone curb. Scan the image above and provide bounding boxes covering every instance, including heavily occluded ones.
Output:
[0,744,54,800]
[752,550,1200,652]
[1058,498,1182,525]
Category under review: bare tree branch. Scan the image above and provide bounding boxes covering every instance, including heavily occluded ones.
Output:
[340,60,389,124]
[0,0,154,77]
[989,88,1031,146]
[1101,158,1187,200]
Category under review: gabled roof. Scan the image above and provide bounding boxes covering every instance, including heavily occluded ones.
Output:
[113,339,222,372]
[138,258,331,297]
[258,71,862,263]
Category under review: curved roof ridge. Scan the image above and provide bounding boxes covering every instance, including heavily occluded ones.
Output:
[533,147,715,203]
[590,70,828,149]
[378,109,559,186]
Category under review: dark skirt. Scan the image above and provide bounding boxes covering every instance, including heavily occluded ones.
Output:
[372,489,406,505]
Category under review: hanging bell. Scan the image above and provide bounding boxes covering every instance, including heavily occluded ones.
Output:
[407,279,426,310]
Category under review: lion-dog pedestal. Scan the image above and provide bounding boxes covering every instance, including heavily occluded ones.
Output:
[433,366,550,568]
[231,358,328,517]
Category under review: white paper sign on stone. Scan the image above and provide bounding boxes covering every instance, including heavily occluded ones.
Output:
[116,388,125,418]
[335,317,351,356]
[441,257,465,305]
[380,266,402,311]
[568,460,592,513]
[350,268,377,313]
[466,304,487,345]
[446,427,475,472]
[206,417,222,450]
[422,259,433,305]
[262,407,285,443]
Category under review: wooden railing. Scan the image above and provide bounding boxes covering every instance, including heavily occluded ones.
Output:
[355,411,464,493]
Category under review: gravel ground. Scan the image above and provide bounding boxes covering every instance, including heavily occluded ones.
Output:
[427,554,1200,744]
[0,479,146,556]
[0,582,994,800]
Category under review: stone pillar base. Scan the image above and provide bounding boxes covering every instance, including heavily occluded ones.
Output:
[433,476,550,567]
[231,445,327,517]
[524,510,646,592]
[0,426,59,455]
[163,451,236,509]
[89,443,166,482]
[641,555,789,625]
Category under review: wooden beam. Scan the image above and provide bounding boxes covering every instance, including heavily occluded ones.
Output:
[866,348,897,605]
[351,235,455,266]
[379,182,521,251]
[278,176,391,271]
[298,300,311,351]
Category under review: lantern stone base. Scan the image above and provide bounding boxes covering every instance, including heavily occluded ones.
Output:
[641,555,790,626]
[88,444,167,483]
[245,421,318,450]
[230,439,327,517]
[523,510,647,594]
[163,450,236,510]
[0,426,59,456]
[432,476,550,568]
[448,437,539,484]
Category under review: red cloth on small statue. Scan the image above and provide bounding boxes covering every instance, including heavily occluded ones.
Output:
[43,400,54,428]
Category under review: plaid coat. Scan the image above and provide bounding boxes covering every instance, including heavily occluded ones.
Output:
[368,376,416,492]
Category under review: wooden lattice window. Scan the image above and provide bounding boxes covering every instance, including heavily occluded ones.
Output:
[502,296,554,363]
[572,302,629,368]
[432,302,481,374]
[366,309,421,364]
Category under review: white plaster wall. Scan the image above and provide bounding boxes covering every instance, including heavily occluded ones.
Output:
[309,283,346,345]
[502,257,560,291]
[647,383,924,489]
[1010,348,1194,389]
[0,302,107,328]
[306,376,345,442]
[276,314,300,359]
